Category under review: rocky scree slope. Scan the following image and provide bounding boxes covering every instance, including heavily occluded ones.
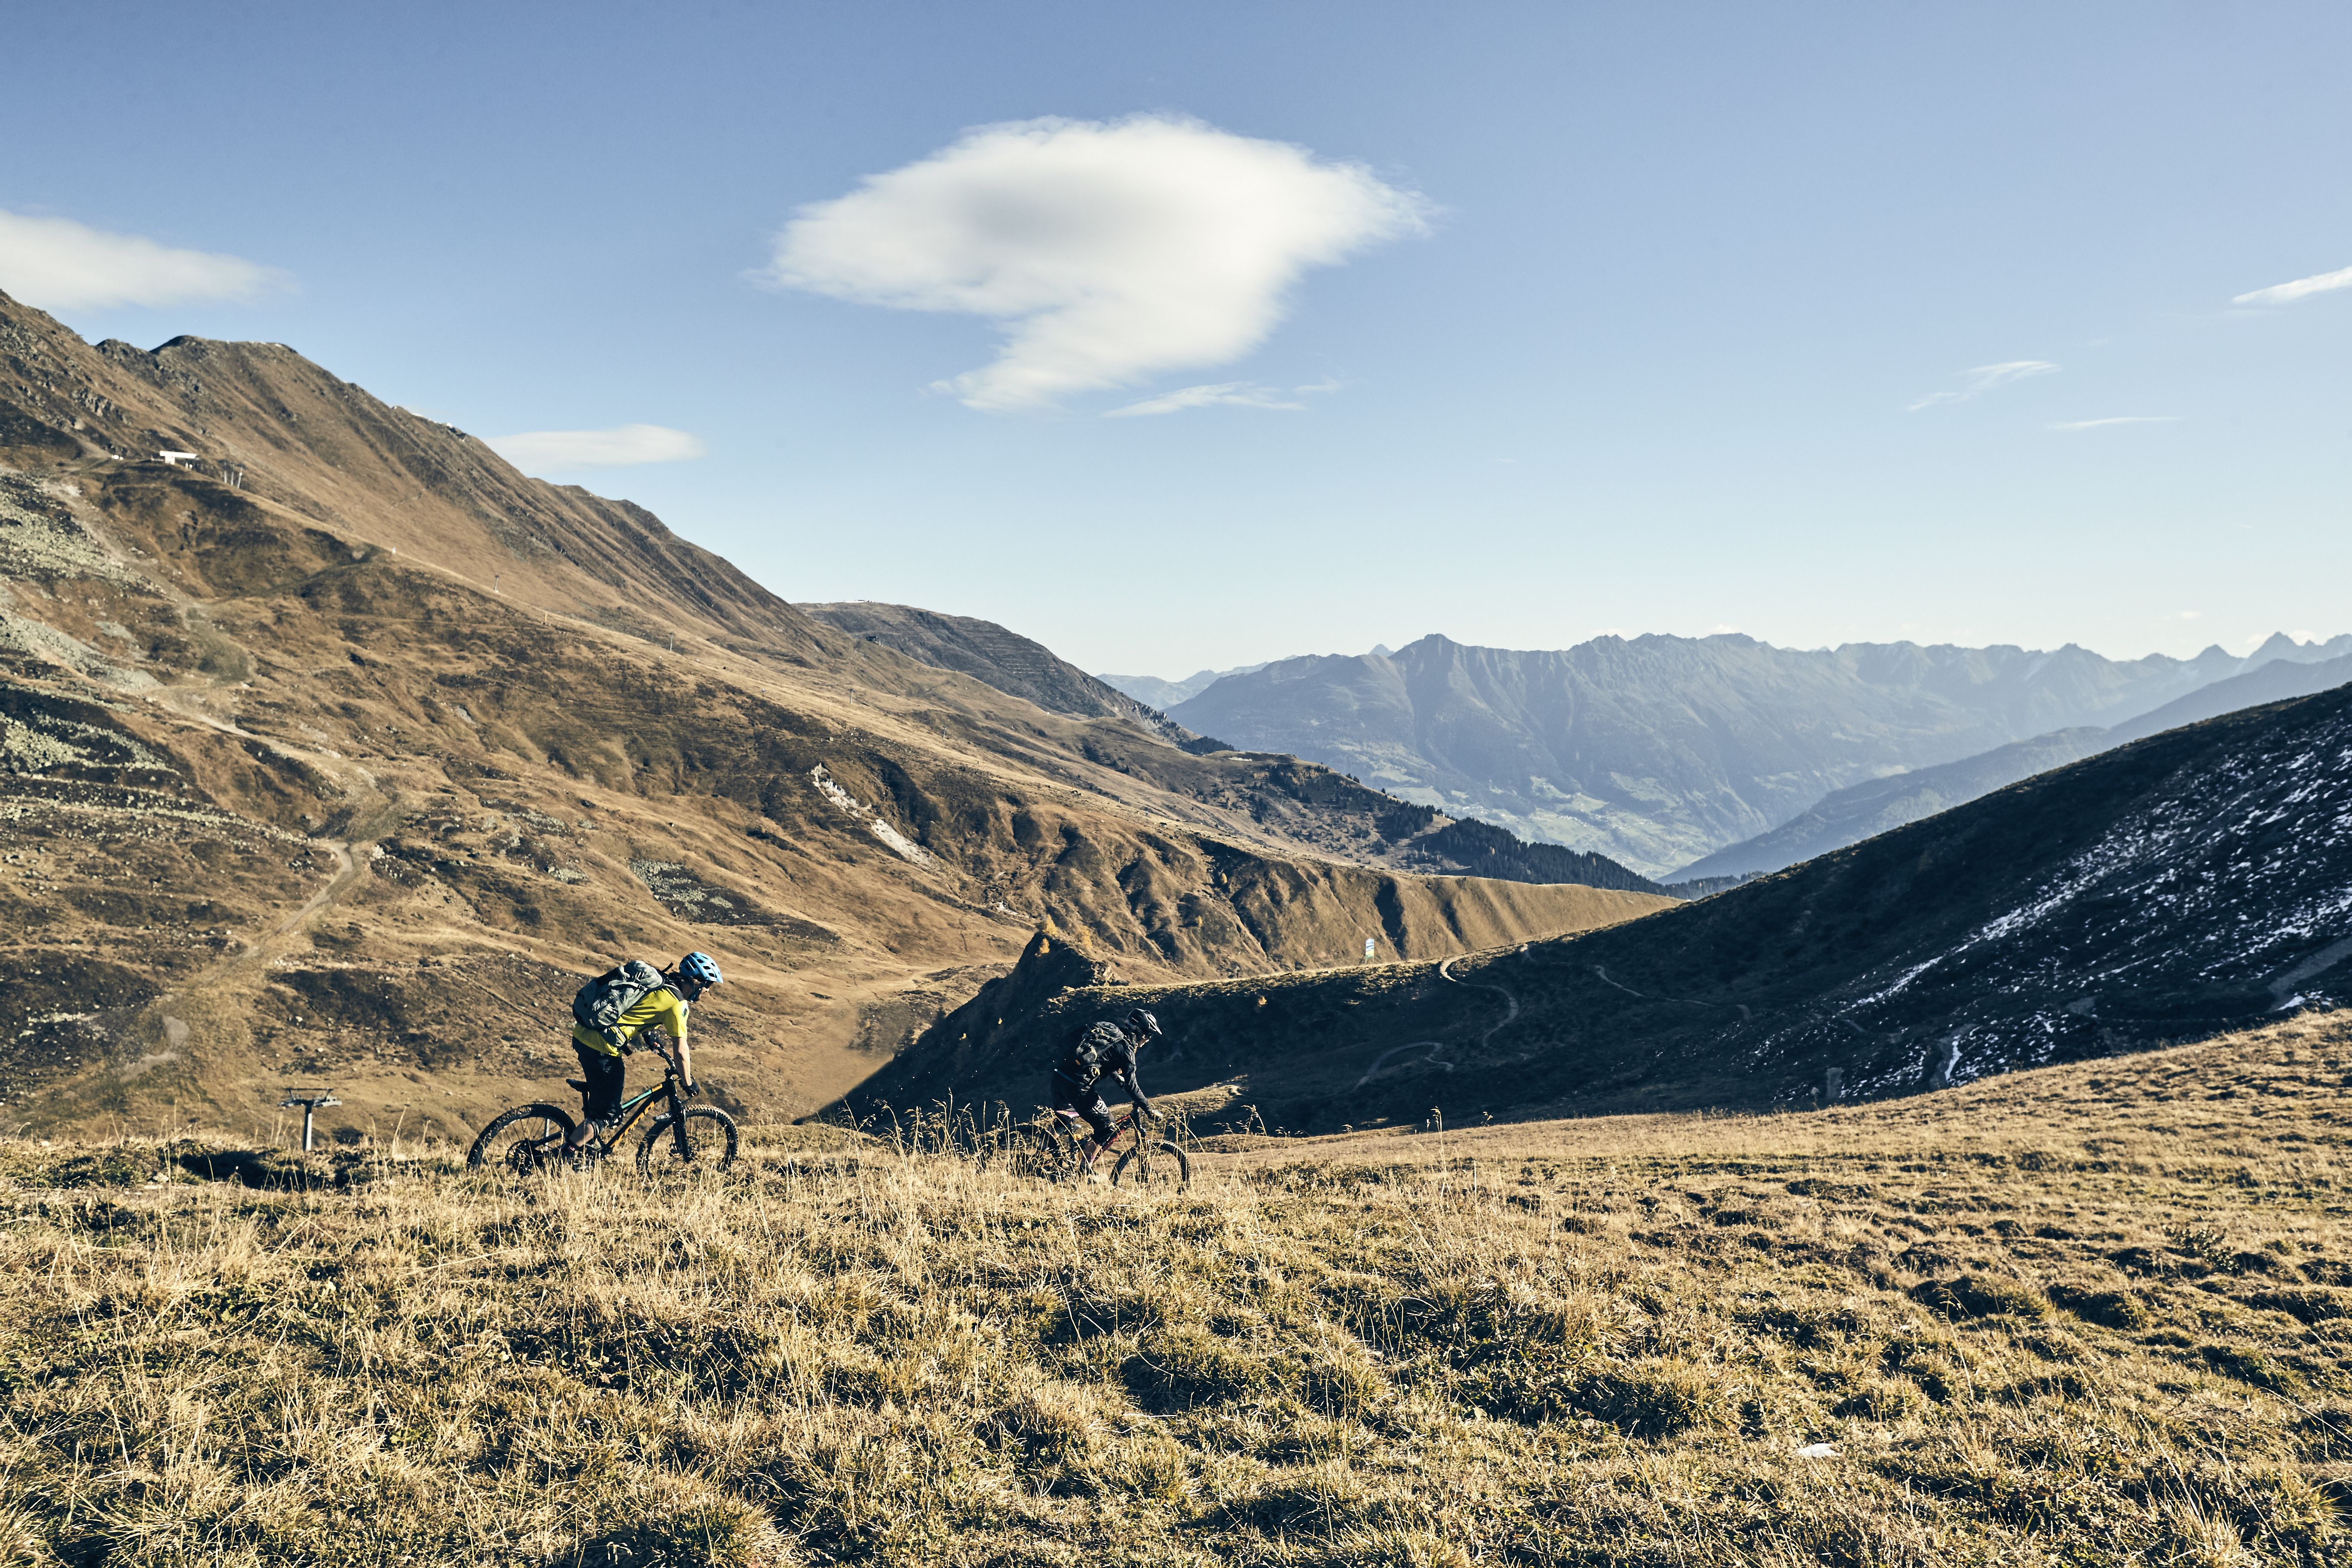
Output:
[874,683,2352,1131]
[1172,630,2350,879]
[0,289,1665,1141]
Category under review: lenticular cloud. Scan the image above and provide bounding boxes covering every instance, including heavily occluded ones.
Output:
[763,116,1428,411]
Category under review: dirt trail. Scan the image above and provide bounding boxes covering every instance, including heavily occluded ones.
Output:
[206,798,407,983]
[138,796,408,1072]
[1351,955,1519,1089]
[1441,954,1521,1047]
[1592,963,1751,1022]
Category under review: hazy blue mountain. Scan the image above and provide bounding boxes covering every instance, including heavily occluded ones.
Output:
[2101,647,2352,747]
[1680,647,2352,880]
[1673,729,2113,881]
[1099,662,1268,710]
[1169,631,2349,878]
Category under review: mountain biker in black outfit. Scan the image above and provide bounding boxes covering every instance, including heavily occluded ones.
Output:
[1053,1008,1160,1171]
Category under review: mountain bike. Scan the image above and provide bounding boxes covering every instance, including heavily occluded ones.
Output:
[1010,1105,1189,1189]
[467,1050,738,1176]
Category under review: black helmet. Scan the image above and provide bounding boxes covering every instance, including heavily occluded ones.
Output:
[1124,1008,1162,1042]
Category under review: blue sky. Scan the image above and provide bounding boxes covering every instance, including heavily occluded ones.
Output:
[5,2,2348,677]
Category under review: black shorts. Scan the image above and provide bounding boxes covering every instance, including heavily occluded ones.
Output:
[574,1042,626,1122]
[1051,1066,1115,1143]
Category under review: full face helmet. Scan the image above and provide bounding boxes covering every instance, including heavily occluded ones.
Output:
[1124,1008,1163,1045]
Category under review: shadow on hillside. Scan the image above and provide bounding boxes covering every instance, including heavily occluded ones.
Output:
[171,1144,374,1191]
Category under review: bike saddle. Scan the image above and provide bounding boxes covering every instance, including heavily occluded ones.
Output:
[565,1078,589,1093]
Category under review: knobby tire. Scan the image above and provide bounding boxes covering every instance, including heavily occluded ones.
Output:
[636,1105,740,1174]
[1111,1138,1190,1190]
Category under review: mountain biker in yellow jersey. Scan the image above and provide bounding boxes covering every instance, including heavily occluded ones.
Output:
[1052,1008,1160,1172]
[563,951,722,1153]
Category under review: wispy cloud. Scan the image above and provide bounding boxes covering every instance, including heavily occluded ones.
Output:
[2233,264,2352,306]
[487,425,707,473]
[1908,360,2058,411]
[1104,380,1341,417]
[0,208,286,311]
[2048,416,2180,431]
[760,114,1429,412]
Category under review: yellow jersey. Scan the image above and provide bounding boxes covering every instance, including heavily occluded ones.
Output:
[573,985,688,1059]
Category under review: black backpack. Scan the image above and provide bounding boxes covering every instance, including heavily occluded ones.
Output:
[573,959,665,1050]
[1066,1021,1127,1074]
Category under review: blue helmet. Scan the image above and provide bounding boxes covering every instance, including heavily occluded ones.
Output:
[677,952,723,987]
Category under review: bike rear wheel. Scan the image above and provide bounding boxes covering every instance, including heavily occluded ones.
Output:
[636,1106,740,1174]
[1009,1123,1079,1182]
[1111,1138,1190,1190]
[468,1103,578,1175]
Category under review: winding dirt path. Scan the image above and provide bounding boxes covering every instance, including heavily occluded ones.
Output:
[1593,963,1751,1023]
[1352,954,1521,1090]
[144,798,408,1063]
[205,797,408,983]
[1441,955,1522,1047]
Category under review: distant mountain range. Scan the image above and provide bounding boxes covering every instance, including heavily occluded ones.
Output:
[1147,631,2352,877]
[1099,662,1268,710]
[1681,649,2352,880]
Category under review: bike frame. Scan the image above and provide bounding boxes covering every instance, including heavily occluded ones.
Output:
[1051,1104,1146,1164]
[585,1054,692,1158]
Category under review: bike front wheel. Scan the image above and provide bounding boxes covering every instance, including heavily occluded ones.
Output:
[469,1103,578,1175]
[1111,1138,1190,1190]
[637,1106,740,1174]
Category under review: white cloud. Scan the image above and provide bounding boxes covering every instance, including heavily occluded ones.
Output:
[0,208,285,311]
[2048,416,2181,431]
[761,114,1429,411]
[1106,380,1334,417]
[1908,360,2059,411]
[486,425,707,472]
[2233,264,2352,306]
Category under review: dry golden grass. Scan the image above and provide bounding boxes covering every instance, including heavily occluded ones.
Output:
[8,1011,2352,1566]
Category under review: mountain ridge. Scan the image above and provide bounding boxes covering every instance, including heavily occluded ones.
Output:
[1167,628,2348,876]
[800,600,1193,741]
[1680,649,2352,880]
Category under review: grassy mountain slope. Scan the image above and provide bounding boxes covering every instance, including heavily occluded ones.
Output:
[10,1007,2352,1565]
[0,290,1666,1142]
[1170,630,2340,877]
[799,599,1191,741]
[874,683,2352,1131]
